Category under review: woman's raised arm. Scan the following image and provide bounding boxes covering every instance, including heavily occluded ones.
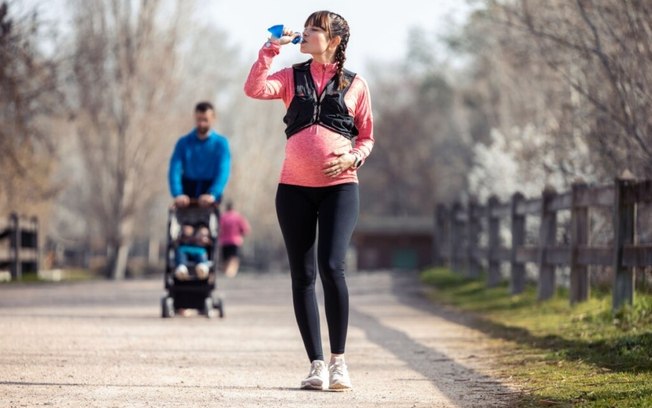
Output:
[244,41,291,100]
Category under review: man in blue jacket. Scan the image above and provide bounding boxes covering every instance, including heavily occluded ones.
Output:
[168,102,231,208]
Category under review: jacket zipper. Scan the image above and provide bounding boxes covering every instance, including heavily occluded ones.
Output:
[313,64,331,125]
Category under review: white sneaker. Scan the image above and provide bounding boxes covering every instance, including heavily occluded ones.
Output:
[174,265,189,280]
[195,263,210,280]
[329,356,352,391]
[300,360,328,390]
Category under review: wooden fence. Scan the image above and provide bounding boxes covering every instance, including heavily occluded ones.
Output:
[0,213,39,280]
[433,174,652,311]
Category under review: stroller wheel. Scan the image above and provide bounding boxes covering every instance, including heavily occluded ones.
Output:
[203,297,216,319]
[161,296,175,318]
[215,298,225,318]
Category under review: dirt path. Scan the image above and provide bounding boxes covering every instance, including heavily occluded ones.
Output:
[0,271,519,407]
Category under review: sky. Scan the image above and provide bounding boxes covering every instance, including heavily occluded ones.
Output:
[198,0,475,70]
[22,0,476,71]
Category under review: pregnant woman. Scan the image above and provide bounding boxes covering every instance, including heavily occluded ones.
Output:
[244,10,374,391]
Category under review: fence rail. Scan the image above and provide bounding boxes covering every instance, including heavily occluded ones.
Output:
[433,175,652,311]
[0,213,39,280]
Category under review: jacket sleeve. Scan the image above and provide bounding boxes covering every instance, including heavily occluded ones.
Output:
[208,137,231,201]
[244,41,291,101]
[168,138,184,197]
[350,76,375,166]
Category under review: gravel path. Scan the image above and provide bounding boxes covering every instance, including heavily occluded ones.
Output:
[0,271,519,407]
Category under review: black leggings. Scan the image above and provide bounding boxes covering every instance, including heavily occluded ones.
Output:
[275,183,359,362]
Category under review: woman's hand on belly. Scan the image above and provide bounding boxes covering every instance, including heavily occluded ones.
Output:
[323,152,356,178]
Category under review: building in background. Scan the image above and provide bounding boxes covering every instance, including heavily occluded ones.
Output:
[352,216,433,270]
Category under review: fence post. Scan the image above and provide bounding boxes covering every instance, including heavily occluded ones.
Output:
[450,202,463,274]
[510,192,526,294]
[10,213,21,280]
[537,186,558,301]
[570,181,590,304]
[487,195,501,287]
[434,204,449,267]
[612,172,636,311]
[466,199,481,278]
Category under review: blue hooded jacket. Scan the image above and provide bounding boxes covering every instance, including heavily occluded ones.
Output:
[168,129,231,200]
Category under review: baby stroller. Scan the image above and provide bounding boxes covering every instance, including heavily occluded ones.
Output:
[161,201,224,318]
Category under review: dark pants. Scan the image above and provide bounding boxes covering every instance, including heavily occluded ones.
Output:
[275,182,359,362]
[182,177,212,199]
[221,244,239,260]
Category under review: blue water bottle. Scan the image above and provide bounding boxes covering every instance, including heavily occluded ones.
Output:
[268,25,301,44]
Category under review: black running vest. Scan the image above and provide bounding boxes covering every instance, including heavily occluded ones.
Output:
[283,60,359,139]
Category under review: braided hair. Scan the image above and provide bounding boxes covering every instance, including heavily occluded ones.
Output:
[304,11,351,90]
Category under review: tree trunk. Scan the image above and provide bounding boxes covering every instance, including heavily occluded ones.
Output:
[111,241,130,280]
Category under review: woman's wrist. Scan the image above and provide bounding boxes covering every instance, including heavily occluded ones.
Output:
[264,39,281,49]
[349,152,362,169]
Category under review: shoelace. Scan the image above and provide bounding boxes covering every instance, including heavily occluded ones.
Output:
[330,362,346,377]
[310,362,325,377]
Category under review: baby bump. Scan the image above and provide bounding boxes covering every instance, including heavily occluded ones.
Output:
[283,129,352,173]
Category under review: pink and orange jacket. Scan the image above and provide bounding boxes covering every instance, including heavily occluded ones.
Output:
[244,41,374,187]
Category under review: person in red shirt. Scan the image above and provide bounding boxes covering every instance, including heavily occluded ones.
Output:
[218,201,251,277]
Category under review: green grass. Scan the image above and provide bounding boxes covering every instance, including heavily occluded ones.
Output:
[421,267,652,407]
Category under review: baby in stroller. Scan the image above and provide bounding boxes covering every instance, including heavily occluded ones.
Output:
[162,202,223,318]
[174,223,212,281]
